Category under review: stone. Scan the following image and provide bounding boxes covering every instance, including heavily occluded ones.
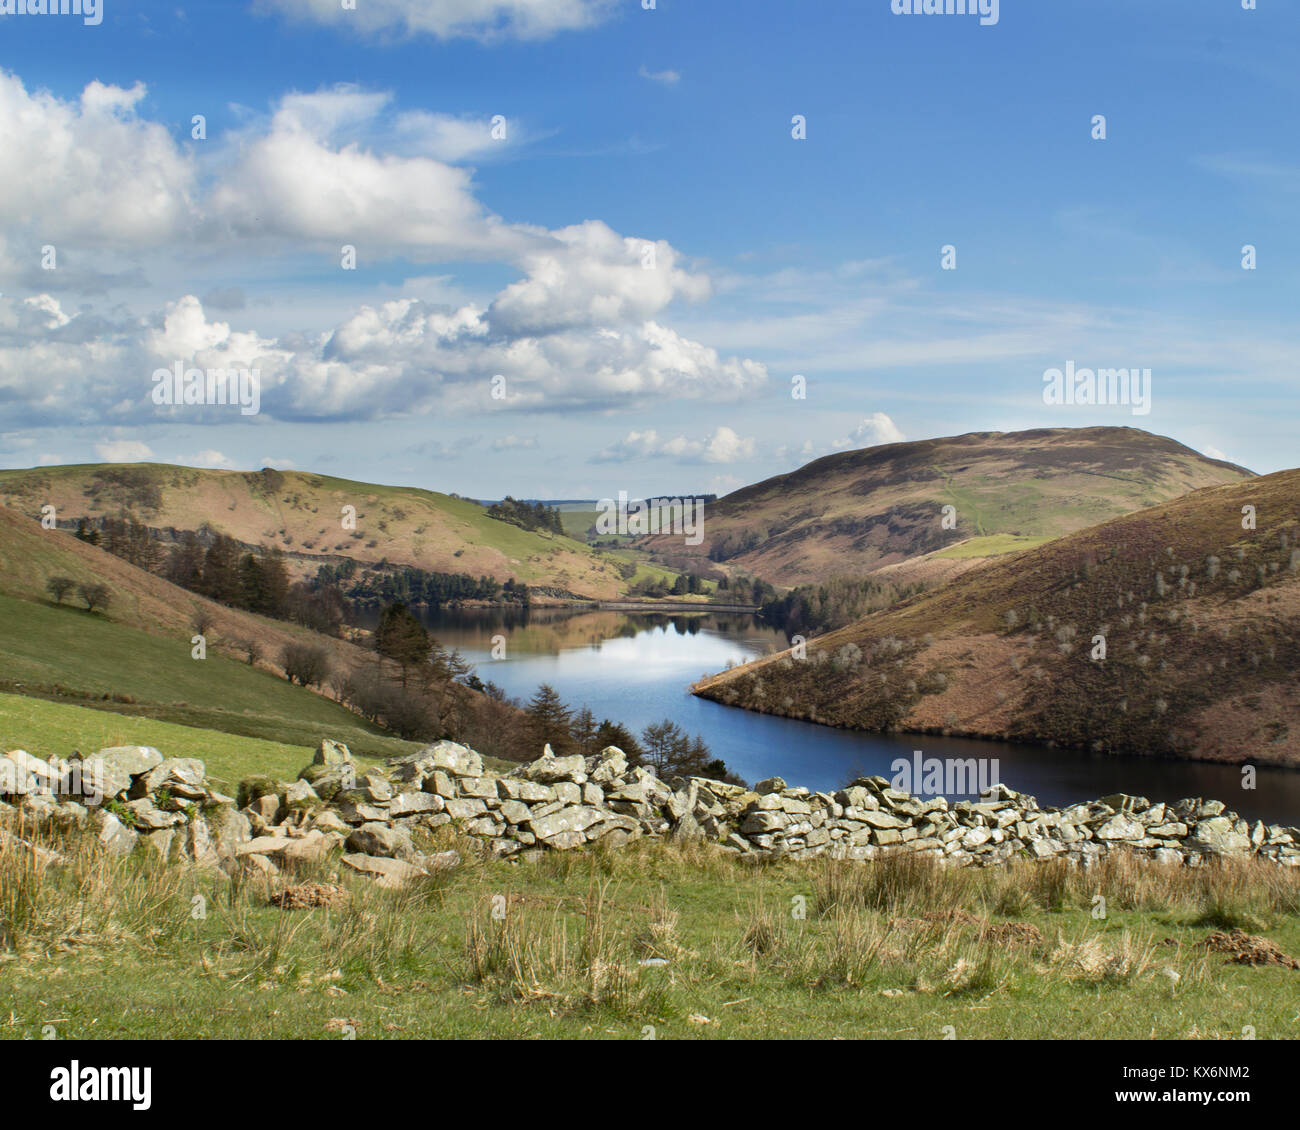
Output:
[314,739,353,766]
[444,798,488,820]
[346,822,414,860]
[336,800,389,824]
[132,758,207,801]
[529,805,604,841]
[298,763,355,801]
[390,792,444,818]
[740,810,789,835]
[458,776,499,800]
[424,741,483,778]
[125,798,186,830]
[754,777,786,795]
[1094,816,1145,841]
[1189,817,1251,856]
[93,810,138,857]
[93,745,164,780]
[283,779,321,810]
[1098,793,1149,813]
[518,751,588,785]
[341,852,425,888]
[498,778,554,803]
[2,750,61,795]
[588,747,628,784]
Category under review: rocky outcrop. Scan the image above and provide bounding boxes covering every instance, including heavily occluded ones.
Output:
[2,741,1297,880]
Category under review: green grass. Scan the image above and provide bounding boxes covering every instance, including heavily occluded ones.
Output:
[0,692,359,791]
[560,509,601,540]
[0,594,422,759]
[933,534,1053,559]
[2,842,1297,1040]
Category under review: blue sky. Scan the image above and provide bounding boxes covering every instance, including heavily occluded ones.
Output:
[0,0,1295,497]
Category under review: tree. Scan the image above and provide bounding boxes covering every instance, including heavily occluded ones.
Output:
[375,602,431,686]
[45,576,75,604]
[525,683,573,753]
[280,642,331,688]
[73,519,100,546]
[77,582,111,614]
[641,719,690,776]
[594,720,645,765]
[571,706,599,756]
[191,605,217,637]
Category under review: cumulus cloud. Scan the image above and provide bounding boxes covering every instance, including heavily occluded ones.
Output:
[0,75,765,425]
[593,425,757,464]
[260,0,617,42]
[0,72,195,249]
[94,440,153,462]
[848,413,906,447]
[775,414,906,466]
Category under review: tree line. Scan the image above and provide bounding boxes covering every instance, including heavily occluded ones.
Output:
[486,496,565,535]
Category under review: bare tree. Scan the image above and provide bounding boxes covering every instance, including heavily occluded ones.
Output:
[45,576,75,604]
[77,582,112,614]
[280,642,331,688]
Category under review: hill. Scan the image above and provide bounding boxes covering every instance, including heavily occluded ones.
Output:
[694,469,1300,768]
[0,463,627,598]
[641,427,1253,587]
[0,507,526,762]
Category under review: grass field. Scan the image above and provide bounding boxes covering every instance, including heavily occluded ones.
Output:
[0,595,423,759]
[933,534,1053,559]
[0,693,369,791]
[1,838,1296,1040]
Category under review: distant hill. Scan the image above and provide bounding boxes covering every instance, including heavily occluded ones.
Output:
[0,463,627,598]
[694,469,1300,768]
[641,427,1253,587]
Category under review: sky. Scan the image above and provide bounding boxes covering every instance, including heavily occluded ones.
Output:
[0,0,1295,499]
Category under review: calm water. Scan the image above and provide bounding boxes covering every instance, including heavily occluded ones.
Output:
[365,605,1300,825]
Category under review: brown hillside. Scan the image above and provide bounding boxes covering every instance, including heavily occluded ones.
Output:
[0,463,625,598]
[642,426,1253,586]
[694,469,1300,768]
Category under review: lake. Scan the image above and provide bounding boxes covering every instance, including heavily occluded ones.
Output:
[369,605,1300,825]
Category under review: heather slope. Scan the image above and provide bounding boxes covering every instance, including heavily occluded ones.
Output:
[643,427,1252,587]
[694,469,1300,768]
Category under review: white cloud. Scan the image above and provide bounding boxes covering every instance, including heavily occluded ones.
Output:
[184,449,236,468]
[0,72,195,250]
[261,0,617,42]
[489,221,711,335]
[593,425,757,464]
[638,65,681,86]
[849,413,906,447]
[0,76,764,426]
[94,440,153,462]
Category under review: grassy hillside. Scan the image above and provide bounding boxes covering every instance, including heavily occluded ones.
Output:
[0,504,390,684]
[0,595,419,758]
[0,463,626,598]
[0,693,383,791]
[695,469,1300,768]
[643,427,1252,587]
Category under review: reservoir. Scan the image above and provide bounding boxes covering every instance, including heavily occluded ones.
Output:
[377,605,1300,825]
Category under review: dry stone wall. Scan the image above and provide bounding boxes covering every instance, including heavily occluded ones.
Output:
[2,739,1297,884]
